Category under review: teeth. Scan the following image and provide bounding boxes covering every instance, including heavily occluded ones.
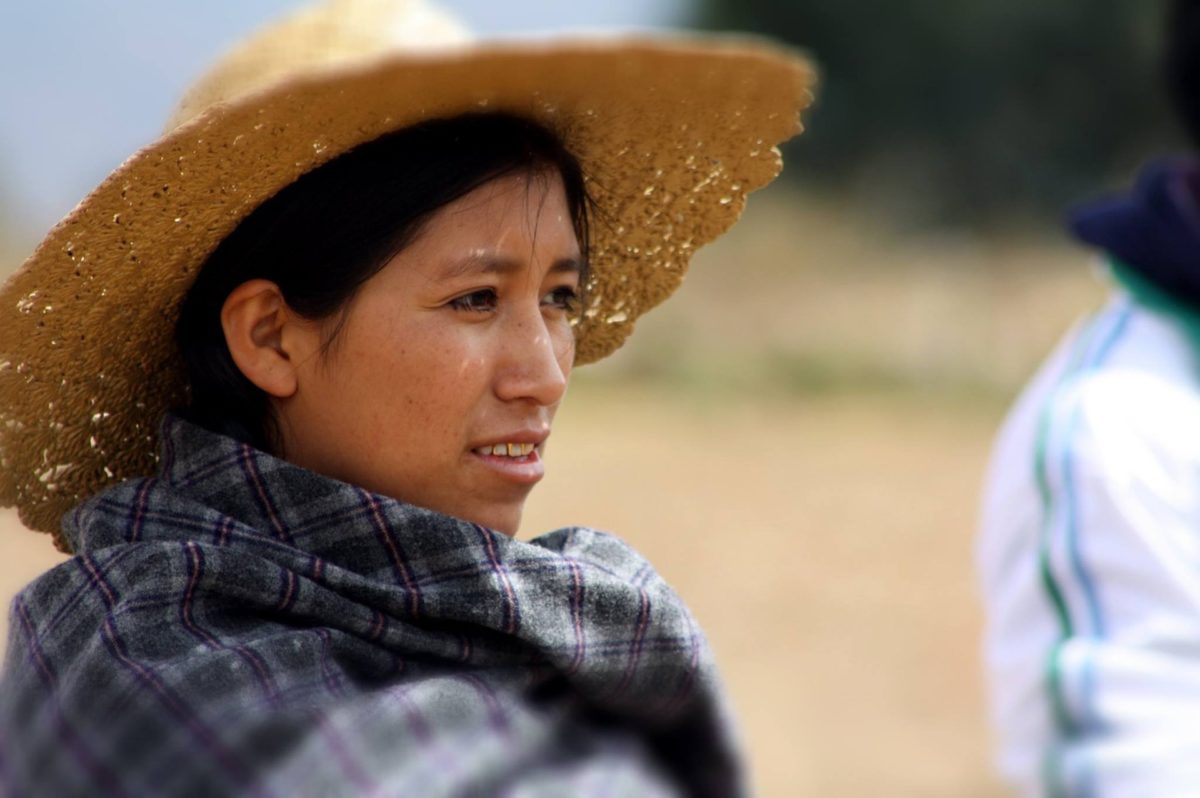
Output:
[477,443,537,457]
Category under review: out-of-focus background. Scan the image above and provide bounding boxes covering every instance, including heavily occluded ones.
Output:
[0,0,1183,795]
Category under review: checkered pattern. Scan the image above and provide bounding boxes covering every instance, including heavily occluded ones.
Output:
[1,416,742,797]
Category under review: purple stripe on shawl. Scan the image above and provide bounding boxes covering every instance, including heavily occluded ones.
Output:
[417,555,630,589]
[77,555,118,608]
[94,499,252,543]
[68,503,87,540]
[180,542,283,708]
[99,616,266,796]
[413,559,517,588]
[180,543,223,649]
[459,674,511,735]
[315,711,378,795]
[15,597,56,693]
[615,587,652,696]
[239,444,293,544]
[278,502,376,540]
[276,570,299,614]
[386,684,433,744]
[41,548,139,637]
[160,419,178,473]
[215,517,234,547]
[630,561,654,588]
[376,684,530,797]
[173,451,245,489]
[357,489,422,616]
[312,627,346,697]
[114,595,187,615]
[91,499,301,561]
[377,686,463,797]
[368,610,387,642]
[565,636,696,656]
[15,598,129,797]
[474,524,519,635]
[128,479,154,543]
[566,559,587,676]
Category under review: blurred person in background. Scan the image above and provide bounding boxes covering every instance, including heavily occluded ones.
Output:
[0,0,812,794]
[978,0,1200,794]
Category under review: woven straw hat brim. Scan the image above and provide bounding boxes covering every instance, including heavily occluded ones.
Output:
[0,37,814,546]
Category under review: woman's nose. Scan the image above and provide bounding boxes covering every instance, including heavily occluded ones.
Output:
[492,307,571,406]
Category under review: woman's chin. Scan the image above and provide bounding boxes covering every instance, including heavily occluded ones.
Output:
[467,506,523,537]
[426,497,524,537]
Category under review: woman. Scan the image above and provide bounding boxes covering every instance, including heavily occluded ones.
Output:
[0,0,813,794]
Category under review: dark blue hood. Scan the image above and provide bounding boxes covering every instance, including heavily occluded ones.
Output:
[1069,157,1200,307]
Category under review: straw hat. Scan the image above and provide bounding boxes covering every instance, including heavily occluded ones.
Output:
[0,0,815,546]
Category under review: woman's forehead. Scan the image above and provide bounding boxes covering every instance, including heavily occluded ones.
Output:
[400,172,581,274]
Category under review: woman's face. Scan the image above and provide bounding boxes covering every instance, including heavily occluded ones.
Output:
[277,170,581,535]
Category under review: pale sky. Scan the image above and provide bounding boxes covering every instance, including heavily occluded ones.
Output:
[0,0,691,235]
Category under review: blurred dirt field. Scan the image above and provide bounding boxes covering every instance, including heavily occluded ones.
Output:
[0,190,1109,795]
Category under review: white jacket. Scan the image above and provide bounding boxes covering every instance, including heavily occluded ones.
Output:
[978,275,1200,797]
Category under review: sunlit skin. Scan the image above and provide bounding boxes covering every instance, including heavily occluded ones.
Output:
[221,170,581,534]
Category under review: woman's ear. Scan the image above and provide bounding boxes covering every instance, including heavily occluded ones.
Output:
[220,280,315,399]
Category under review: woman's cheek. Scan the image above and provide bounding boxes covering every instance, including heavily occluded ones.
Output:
[554,325,576,371]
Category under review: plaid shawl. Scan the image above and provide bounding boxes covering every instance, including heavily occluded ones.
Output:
[1,416,743,797]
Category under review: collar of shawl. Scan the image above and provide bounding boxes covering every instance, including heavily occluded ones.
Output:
[61,414,714,722]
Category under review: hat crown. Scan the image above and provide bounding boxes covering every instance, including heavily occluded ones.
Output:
[166,0,471,132]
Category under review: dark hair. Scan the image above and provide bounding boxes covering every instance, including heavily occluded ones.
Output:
[175,113,592,452]
[1167,0,1200,144]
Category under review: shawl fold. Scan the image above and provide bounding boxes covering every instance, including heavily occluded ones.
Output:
[0,415,743,797]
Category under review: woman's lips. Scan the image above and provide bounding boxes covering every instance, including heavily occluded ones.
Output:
[473,442,536,457]
[470,444,544,484]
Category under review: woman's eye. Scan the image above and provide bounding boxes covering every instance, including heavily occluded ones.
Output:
[449,289,497,313]
[542,286,580,313]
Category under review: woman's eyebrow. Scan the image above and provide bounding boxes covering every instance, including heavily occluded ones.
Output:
[549,257,584,276]
[437,253,584,280]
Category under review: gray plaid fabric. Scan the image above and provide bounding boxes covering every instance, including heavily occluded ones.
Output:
[0,416,744,797]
